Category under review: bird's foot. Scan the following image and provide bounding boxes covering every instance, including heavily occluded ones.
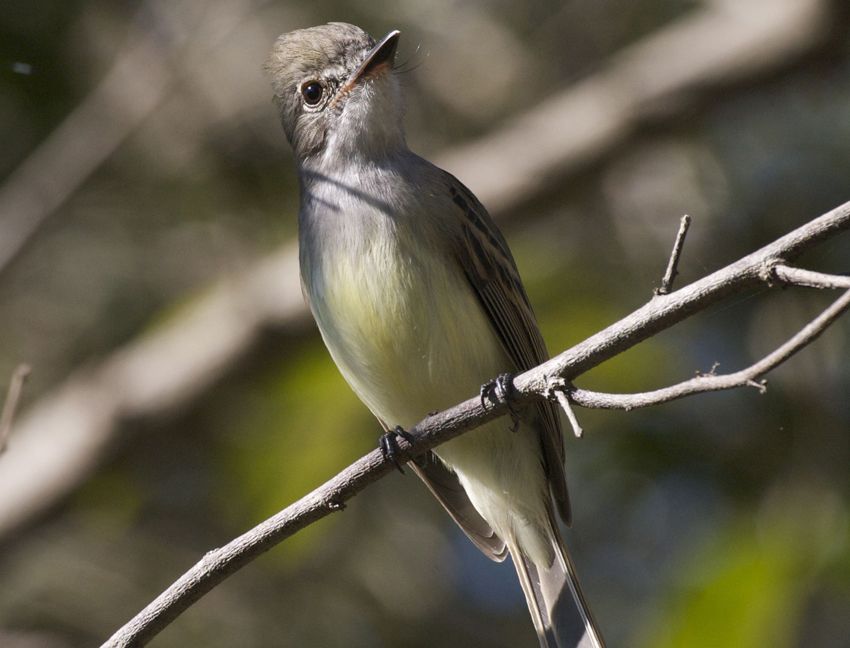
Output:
[480,373,520,432]
[379,426,415,474]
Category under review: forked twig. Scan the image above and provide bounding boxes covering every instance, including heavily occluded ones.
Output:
[570,289,850,410]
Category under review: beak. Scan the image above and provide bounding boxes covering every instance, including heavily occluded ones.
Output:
[345,30,401,89]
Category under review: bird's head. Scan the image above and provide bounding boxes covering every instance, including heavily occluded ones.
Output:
[266,23,404,165]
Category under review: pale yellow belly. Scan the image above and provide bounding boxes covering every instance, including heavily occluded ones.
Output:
[306,238,551,559]
[310,241,505,427]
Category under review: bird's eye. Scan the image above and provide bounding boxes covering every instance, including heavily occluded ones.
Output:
[301,81,324,106]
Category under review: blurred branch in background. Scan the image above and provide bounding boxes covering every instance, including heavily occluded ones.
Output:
[103,199,850,648]
[0,0,836,543]
[0,247,306,535]
[438,0,829,215]
[0,0,273,275]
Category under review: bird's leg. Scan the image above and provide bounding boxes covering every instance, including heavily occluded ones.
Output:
[379,425,416,474]
[480,372,520,432]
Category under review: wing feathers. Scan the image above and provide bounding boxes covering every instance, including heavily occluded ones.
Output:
[411,455,508,561]
[446,175,571,524]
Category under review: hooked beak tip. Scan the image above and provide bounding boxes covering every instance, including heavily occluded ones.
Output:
[349,30,401,86]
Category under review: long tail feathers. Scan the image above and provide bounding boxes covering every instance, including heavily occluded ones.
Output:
[509,520,605,648]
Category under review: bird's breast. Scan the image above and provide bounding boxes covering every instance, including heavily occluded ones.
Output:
[302,218,506,429]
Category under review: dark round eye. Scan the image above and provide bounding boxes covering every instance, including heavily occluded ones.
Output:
[301,81,324,105]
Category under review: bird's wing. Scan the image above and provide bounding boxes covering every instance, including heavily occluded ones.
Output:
[410,458,508,560]
[375,416,507,561]
[441,172,571,524]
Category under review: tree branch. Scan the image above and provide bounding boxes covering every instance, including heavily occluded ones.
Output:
[102,200,850,648]
[569,288,850,410]
[514,199,850,396]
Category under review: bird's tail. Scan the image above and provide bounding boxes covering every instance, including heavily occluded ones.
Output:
[509,516,605,648]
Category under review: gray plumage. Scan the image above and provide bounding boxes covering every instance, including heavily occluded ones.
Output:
[266,23,604,647]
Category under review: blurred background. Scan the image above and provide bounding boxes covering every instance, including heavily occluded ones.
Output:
[1,0,849,646]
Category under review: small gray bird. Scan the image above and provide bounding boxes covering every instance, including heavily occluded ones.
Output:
[266,23,604,648]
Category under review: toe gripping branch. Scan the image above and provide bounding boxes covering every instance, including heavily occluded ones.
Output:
[479,372,520,432]
[379,426,416,474]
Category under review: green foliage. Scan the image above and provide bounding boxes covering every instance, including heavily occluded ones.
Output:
[638,487,849,648]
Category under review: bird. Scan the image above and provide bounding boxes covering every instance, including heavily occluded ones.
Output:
[265,22,605,648]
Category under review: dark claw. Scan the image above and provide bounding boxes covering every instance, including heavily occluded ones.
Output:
[479,383,489,409]
[379,425,415,474]
[480,373,521,432]
[480,373,514,408]
[494,373,512,403]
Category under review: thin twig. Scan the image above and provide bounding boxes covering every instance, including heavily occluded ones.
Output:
[101,199,850,648]
[0,364,31,454]
[773,265,850,289]
[544,378,584,438]
[557,391,585,439]
[569,289,850,410]
[655,214,692,295]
